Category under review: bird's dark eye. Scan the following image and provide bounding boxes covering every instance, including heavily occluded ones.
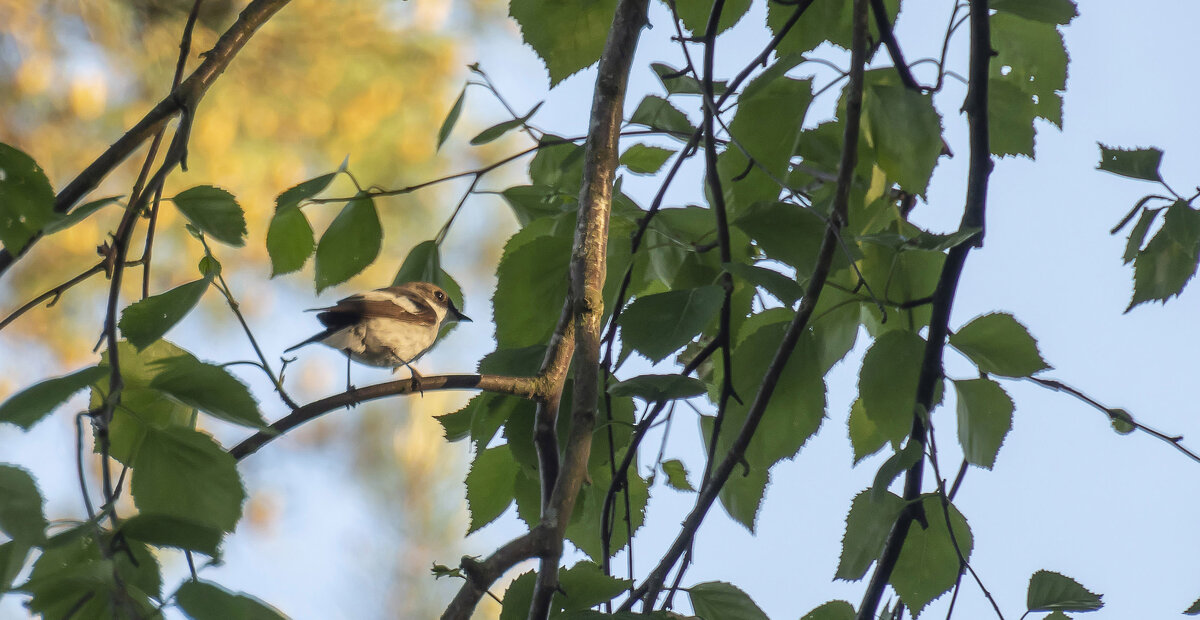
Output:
[435,291,445,301]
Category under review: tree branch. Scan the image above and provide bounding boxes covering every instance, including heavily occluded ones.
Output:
[0,0,292,278]
[623,0,871,608]
[528,0,650,617]
[230,374,540,460]
[855,2,992,618]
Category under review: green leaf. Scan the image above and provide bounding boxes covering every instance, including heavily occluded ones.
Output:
[1184,595,1200,615]
[509,0,617,86]
[1107,408,1135,435]
[993,0,1078,24]
[717,70,812,214]
[688,581,769,620]
[314,193,382,292]
[530,134,587,193]
[120,513,224,557]
[1098,144,1163,182]
[672,0,752,35]
[392,239,464,312]
[465,445,518,534]
[629,95,695,138]
[131,426,246,533]
[847,397,887,464]
[20,533,159,618]
[266,206,315,276]
[890,495,973,616]
[101,388,193,465]
[171,186,247,247]
[661,458,695,492]
[118,277,211,350]
[621,286,724,363]
[0,142,56,254]
[836,490,905,581]
[723,262,804,306]
[870,442,923,503]
[470,102,542,145]
[43,195,122,234]
[619,143,674,175]
[437,87,466,149]
[650,62,727,96]
[858,330,926,447]
[954,378,1015,469]
[493,230,571,347]
[989,78,1039,157]
[1129,202,1200,309]
[0,539,32,593]
[991,13,1068,132]
[768,0,899,55]
[0,465,46,543]
[149,354,265,428]
[0,365,108,430]
[863,73,943,195]
[708,322,826,530]
[801,600,856,620]
[1026,570,1104,612]
[276,172,338,212]
[175,580,287,620]
[608,374,706,402]
[734,202,831,275]
[554,561,631,612]
[950,313,1051,377]
[499,571,535,620]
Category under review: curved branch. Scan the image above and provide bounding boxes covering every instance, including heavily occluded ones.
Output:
[0,0,293,277]
[230,374,539,461]
[855,1,992,618]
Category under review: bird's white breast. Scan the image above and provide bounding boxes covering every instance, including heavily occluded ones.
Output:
[320,316,437,368]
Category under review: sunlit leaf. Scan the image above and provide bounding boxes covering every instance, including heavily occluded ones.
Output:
[870,442,922,503]
[0,142,56,254]
[43,195,122,234]
[768,0,899,55]
[672,0,751,35]
[20,533,159,618]
[554,561,631,612]
[863,73,943,195]
[509,0,617,86]
[950,313,1050,377]
[661,459,694,492]
[171,186,247,247]
[0,365,108,430]
[954,378,1014,469]
[650,62,727,96]
[120,513,224,557]
[493,229,571,347]
[991,13,1068,130]
[314,193,382,292]
[276,172,338,212]
[392,239,464,311]
[847,397,887,464]
[1129,201,1200,309]
[723,262,804,306]
[470,102,542,145]
[608,374,706,402]
[1027,570,1104,612]
[118,277,211,350]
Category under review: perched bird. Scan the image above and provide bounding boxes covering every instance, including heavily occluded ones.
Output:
[285,281,470,390]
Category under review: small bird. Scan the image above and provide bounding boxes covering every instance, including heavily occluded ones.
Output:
[285,281,470,391]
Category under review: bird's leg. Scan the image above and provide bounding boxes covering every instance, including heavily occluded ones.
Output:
[344,351,358,409]
[398,358,423,397]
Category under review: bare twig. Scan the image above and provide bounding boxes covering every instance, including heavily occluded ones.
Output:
[0,262,109,331]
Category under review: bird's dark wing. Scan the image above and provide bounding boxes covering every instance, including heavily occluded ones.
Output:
[314,292,437,328]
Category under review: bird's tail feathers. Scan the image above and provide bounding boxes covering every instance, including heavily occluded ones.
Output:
[284,330,333,353]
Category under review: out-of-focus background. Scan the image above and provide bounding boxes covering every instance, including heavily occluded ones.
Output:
[2,0,1200,618]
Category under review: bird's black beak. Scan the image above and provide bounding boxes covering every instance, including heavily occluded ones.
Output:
[450,301,471,323]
